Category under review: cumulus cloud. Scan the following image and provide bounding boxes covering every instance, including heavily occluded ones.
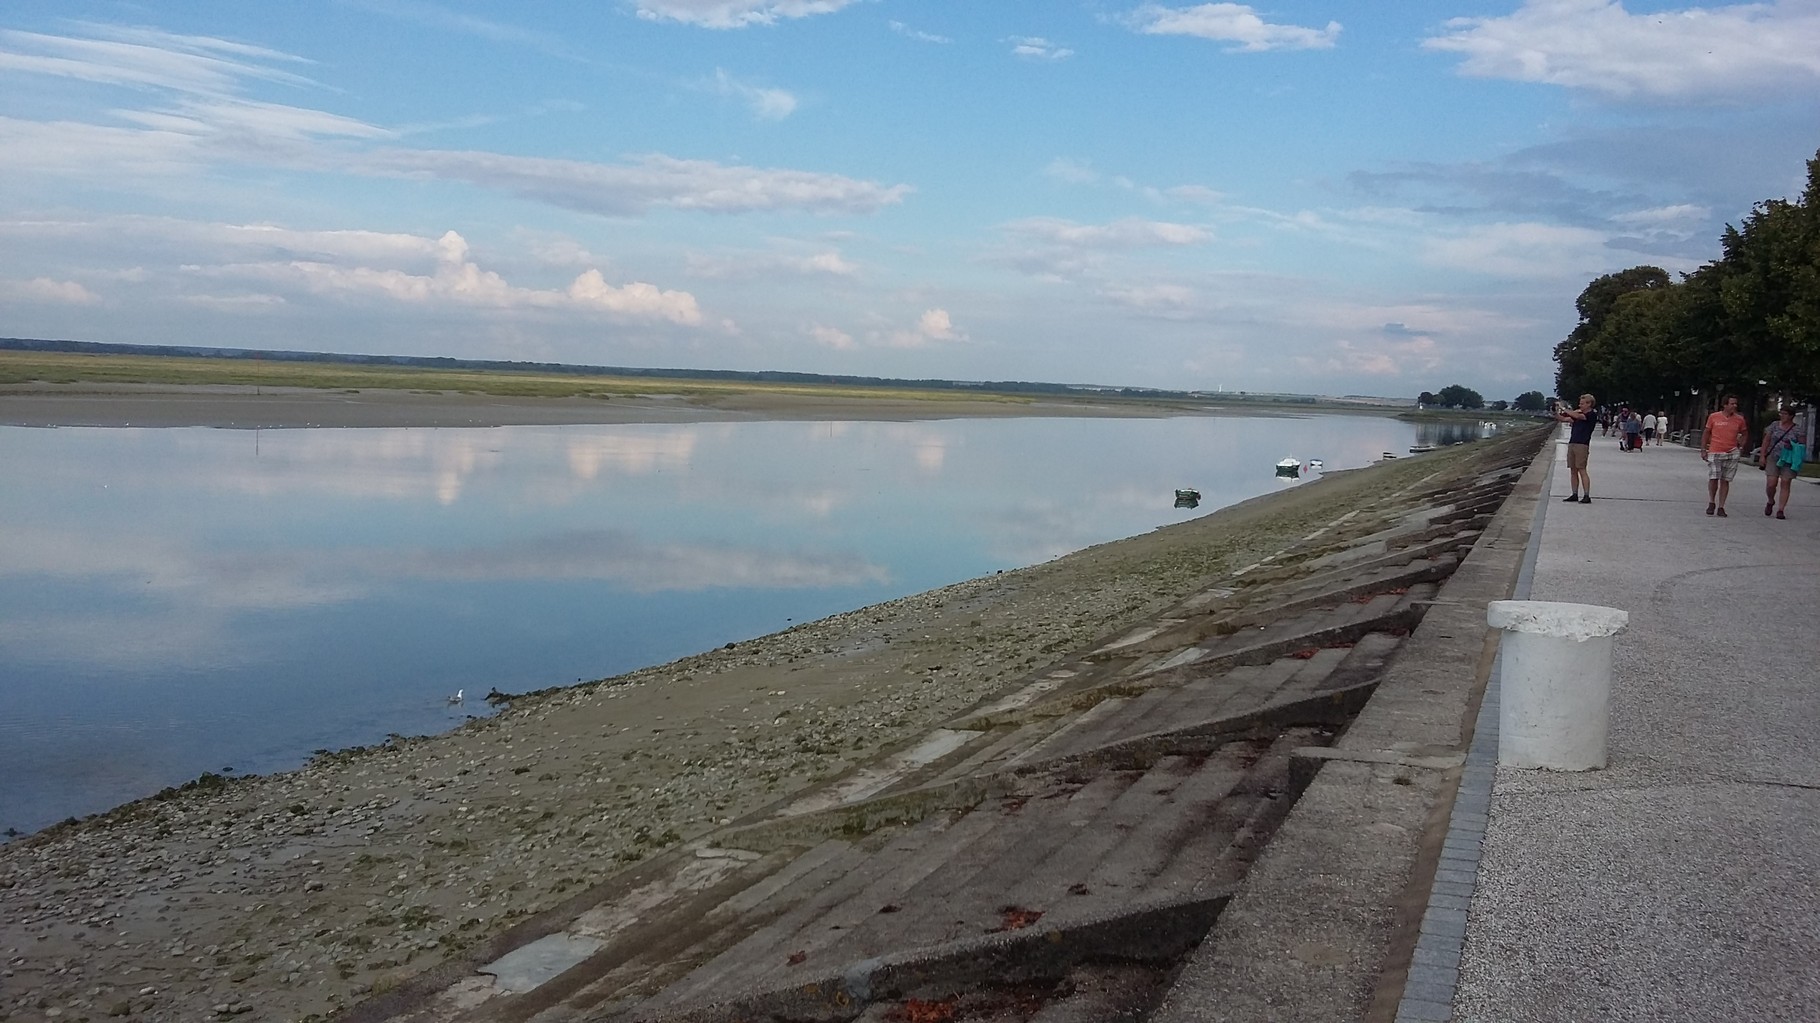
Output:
[1010,36,1074,60]
[1422,0,1820,101]
[885,308,966,348]
[1125,3,1341,52]
[712,68,798,119]
[1,276,100,304]
[210,229,704,324]
[366,149,910,216]
[633,0,860,29]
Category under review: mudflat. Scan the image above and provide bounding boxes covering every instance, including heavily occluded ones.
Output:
[0,388,1479,1023]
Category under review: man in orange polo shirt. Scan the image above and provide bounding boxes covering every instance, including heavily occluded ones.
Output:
[1700,394,1749,516]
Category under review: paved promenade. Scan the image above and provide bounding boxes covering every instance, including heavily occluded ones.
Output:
[1422,430,1820,1022]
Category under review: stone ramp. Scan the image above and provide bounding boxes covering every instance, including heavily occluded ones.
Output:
[335,429,1551,1023]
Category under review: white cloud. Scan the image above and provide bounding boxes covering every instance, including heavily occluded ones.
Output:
[1125,3,1341,52]
[366,149,911,216]
[687,249,857,279]
[1423,0,1820,101]
[1005,216,1212,248]
[712,68,798,119]
[0,26,314,95]
[885,308,966,348]
[633,0,860,29]
[1044,157,1101,184]
[809,324,856,349]
[1610,203,1710,225]
[1296,336,1444,377]
[1422,221,1613,278]
[208,229,704,324]
[1,276,100,304]
[1010,36,1074,60]
[889,21,952,44]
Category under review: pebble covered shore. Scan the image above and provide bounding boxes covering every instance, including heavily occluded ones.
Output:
[0,447,1477,1023]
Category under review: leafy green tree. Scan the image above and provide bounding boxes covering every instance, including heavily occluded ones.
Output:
[1490,400,1509,411]
[1555,266,1672,400]
[1435,384,1484,409]
[1417,391,1438,406]
[1513,391,1547,411]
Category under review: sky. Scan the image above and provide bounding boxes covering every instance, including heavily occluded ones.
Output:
[2,2,1817,399]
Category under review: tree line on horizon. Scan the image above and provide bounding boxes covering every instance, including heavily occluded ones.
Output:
[1552,148,1820,430]
[1415,385,1548,412]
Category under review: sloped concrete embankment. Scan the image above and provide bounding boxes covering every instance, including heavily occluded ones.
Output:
[340,428,1550,1023]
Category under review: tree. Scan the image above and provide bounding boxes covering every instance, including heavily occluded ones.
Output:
[1490,400,1509,411]
[1513,391,1547,411]
[1435,384,1484,409]
[1417,391,1438,406]
[1555,266,1672,400]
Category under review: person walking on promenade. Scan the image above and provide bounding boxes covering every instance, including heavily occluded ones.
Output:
[1642,410,1658,446]
[1558,393,1596,502]
[1654,411,1668,445]
[1761,405,1805,519]
[1701,394,1749,516]
[1621,408,1643,451]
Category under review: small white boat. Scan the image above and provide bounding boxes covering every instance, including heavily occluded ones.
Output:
[1307,459,1324,471]
[1275,457,1302,477]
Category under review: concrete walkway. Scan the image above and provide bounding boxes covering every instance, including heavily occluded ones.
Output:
[1427,430,1820,1022]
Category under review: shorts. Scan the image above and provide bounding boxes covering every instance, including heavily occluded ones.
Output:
[1643,428,1656,439]
[1566,443,1589,470]
[1708,451,1741,481]
[1766,462,1798,481]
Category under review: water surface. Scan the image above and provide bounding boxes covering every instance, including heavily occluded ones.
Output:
[0,413,1481,834]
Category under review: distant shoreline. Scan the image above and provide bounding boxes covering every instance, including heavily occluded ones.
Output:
[0,381,1344,429]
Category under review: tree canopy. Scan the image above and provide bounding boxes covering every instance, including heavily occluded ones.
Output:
[1554,148,1820,416]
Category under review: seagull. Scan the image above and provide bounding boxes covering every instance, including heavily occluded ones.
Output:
[448,689,464,704]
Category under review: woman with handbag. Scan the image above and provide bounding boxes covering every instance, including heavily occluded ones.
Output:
[1762,406,1806,519]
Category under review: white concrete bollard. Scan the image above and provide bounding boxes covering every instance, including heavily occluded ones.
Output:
[1486,600,1630,770]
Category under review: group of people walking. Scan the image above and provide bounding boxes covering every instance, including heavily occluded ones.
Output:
[1599,406,1667,450]
[1555,393,1808,518]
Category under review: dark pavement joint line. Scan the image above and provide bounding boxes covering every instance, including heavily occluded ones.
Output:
[1392,435,1549,1022]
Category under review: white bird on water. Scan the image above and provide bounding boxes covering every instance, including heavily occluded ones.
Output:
[448,689,464,704]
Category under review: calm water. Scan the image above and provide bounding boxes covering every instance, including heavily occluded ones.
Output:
[0,413,1482,835]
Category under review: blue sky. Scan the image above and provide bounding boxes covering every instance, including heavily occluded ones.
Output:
[2,1,1817,399]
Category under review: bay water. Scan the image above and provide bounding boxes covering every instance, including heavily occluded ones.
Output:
[0,413,1483,835]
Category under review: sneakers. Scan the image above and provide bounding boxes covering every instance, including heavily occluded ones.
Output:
[1564,494,1581,502]
[1767,500,1775,516]
[1706,503,1716,515]
[1717,507,1728,517]
[1777,511,1787,520]
[1579,496,1591,503]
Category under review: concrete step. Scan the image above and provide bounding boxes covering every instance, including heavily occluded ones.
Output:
[989,746,1254,924]
[778,770,1151,967]
[639,805,1002,1012]
[654,771,1141,1005]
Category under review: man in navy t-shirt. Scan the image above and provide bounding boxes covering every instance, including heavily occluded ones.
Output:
[1557,393,1597,503]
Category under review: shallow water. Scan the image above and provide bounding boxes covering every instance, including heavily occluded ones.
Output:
[0,413,1487,835]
